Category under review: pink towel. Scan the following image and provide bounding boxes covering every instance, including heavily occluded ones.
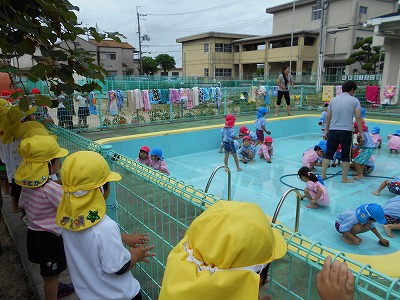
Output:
[335,86,343,96]
[384,86,395,99]
[366,86,380,104]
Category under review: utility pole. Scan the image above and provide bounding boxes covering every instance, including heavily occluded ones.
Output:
[316,0,329,92]
[289,0,296,75]
[136,6,143,75]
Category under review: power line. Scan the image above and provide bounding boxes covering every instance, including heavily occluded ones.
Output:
[146,0,254,16]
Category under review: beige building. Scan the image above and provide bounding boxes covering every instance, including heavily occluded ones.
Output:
[177,32,256,78]
[177,0,398,80]
[13,36,139,78]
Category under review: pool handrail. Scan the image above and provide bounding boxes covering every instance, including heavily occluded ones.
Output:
[204,165,231,200]
[272,187,302,232]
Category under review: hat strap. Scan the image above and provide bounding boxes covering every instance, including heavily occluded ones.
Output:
[183,242,266,275]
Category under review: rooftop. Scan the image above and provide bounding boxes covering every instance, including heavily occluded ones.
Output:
[89,39,135,49]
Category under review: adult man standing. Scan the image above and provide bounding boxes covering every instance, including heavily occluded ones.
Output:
[321,81,364,183]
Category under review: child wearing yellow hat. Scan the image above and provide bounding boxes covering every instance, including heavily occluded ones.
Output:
[14,135,75,299]
[56,151,155,300]
[159,201,287,300]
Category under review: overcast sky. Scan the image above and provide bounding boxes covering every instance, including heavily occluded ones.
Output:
[71,0,294,68]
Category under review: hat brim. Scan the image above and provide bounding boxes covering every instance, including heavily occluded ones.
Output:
[55,148,69,159]
[106,171,122,182]
[267,228,287,264]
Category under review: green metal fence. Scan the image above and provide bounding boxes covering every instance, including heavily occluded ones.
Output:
[22,80,399,133]
[49,123,400,300]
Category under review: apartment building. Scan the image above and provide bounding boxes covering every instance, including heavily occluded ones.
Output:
[13,36,138,78]
[177,0,398,80]
[176,32,256,78]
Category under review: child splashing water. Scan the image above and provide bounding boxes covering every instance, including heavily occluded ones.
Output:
[297,166,330,209]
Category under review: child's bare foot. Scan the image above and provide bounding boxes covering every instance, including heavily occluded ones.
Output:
[241,160,247,164]
[353,175,363,180]
[384,225,395,238]
[249,160,254,163]
[237,167,242,172]
[341,236,357,245]
[341,178,354,183]
[306,203,319,209]
[321,175,327,180]
[371,191,380,196]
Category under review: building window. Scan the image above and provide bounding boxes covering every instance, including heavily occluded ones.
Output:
[215,68,232,77]
[304,36,315,46]
[312,5,322,21]
[161,71,168,76]
[215,43,232,53]
[204,68,209,76]
[204,43,209,53]
[171,71,179,76]
[359,6,367,15]
[105,53,116,60]
[356,37,363,43]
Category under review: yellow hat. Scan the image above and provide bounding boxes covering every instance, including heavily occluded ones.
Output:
[15,121,56,140]
[0,98,10,107]
[56,151,121,231]
[0,105,37,143]
[14,135,68,188]
[159,201,287,300]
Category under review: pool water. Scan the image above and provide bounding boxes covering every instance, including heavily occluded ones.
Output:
[101,115,400,257]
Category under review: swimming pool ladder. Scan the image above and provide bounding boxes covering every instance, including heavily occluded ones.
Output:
[272,188,302,232]
[204,165,231,200]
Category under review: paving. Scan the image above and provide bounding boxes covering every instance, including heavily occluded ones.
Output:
[1,110,398,299]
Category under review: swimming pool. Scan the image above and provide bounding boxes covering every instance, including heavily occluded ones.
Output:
[97,115,400,276]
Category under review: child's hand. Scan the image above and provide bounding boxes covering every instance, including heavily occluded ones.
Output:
[266,131,271,135]
[130,242,156,264]
[122,229,149,247]
[379,238,390,247]
[352,236,362,245]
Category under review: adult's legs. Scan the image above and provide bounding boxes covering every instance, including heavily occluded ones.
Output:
[275,91,284,116]
[284,92,292,116]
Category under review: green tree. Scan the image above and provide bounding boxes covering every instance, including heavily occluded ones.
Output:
[155,54,176,74]
[0,0,124,110]
[344,36,385,74]
[142,56,159,75]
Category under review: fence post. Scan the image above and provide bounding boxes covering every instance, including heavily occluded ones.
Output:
[100,144,118,222]
[224,87,227,116]
[98,92,104,129]
[169,102,173,122]
[300,85,304,109]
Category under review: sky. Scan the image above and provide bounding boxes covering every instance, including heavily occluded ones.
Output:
[71,0,294,68]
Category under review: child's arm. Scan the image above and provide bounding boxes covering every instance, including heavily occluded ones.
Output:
[261,124,271,135]
[311,187,323,205]
[370,227,389,246]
